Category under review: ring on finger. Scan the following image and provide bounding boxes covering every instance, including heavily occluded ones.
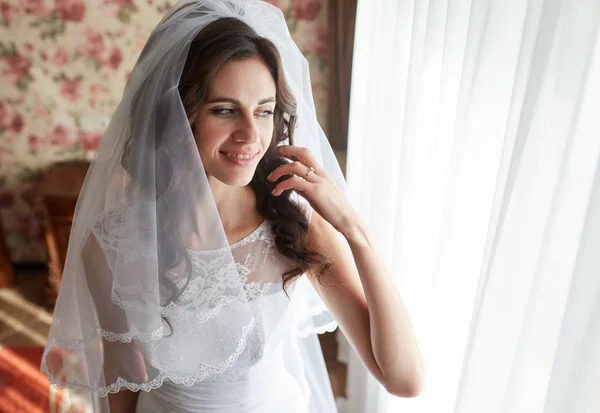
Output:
[304,166,315,179]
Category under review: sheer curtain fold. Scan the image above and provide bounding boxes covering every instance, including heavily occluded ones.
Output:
[345,1,600,412]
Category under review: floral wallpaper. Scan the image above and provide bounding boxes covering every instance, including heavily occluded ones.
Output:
[0,0,329,262]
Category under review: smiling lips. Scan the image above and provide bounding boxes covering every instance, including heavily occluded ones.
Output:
[220,151,260,166]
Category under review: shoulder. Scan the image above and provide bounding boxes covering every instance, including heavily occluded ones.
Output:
[89,205,128,253]
[87,202,155,263]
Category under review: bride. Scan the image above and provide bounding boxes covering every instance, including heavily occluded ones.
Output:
[41,1,425,412]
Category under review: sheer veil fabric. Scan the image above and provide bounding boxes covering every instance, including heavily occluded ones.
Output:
[41,1,346,411]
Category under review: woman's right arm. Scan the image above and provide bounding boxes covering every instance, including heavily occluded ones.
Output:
[82,233,142,412]
[107,377,139,413]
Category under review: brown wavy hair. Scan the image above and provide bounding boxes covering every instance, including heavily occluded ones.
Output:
[178,17,332,296]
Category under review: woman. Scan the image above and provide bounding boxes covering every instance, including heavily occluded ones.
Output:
[41,1,424,412]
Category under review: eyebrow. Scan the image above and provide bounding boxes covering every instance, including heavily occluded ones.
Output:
[206,97,276,105]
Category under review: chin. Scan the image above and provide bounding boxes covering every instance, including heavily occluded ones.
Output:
[219,172,256,187]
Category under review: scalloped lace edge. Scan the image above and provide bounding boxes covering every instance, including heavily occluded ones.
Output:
[41,317,256,397]
[296,320,338,338]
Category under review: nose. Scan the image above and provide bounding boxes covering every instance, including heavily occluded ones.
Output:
[233,113,261,144]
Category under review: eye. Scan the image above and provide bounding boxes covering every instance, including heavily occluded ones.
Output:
[210,108,236,117]
[257,110,274,119]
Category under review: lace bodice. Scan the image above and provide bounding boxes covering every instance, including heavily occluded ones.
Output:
[184,219,298,383]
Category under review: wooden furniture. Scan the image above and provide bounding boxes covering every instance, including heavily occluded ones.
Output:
[0,217,15,288]
[30,160,90,306]
[37,194,78,306]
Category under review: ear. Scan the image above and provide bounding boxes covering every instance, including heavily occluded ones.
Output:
[188,112,198,132]
[189,115,198,133]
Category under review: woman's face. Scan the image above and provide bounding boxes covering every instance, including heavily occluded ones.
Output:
[193,56,277,187]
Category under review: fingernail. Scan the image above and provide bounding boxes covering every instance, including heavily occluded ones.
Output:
[266,172,273,180]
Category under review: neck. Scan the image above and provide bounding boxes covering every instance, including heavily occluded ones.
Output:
[208,177,257,231]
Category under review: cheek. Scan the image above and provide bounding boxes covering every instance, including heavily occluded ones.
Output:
[260,122,275,146]
[193,120,228,152]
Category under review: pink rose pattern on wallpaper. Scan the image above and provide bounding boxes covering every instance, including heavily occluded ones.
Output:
[0,0,328,262]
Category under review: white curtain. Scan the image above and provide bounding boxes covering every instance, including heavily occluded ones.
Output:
[344,1,600,412]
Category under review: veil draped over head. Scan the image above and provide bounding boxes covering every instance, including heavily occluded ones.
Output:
[41,1,347,411]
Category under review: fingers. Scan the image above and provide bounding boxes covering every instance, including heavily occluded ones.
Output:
[276,145,322,174]
[269,145,325,197]
[271,175,311,196]
[267,160,319,183]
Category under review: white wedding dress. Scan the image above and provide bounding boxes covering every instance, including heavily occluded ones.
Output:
[134,203,339,413]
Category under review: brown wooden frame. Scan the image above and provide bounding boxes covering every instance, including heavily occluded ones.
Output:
[0,218,15,288]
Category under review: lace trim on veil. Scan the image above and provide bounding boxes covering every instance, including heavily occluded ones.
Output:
[41,317,256,396]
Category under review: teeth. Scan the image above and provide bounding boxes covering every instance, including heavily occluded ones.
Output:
[226,152,255,160]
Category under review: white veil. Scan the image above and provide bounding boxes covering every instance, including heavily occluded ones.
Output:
[41,1,346,411]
